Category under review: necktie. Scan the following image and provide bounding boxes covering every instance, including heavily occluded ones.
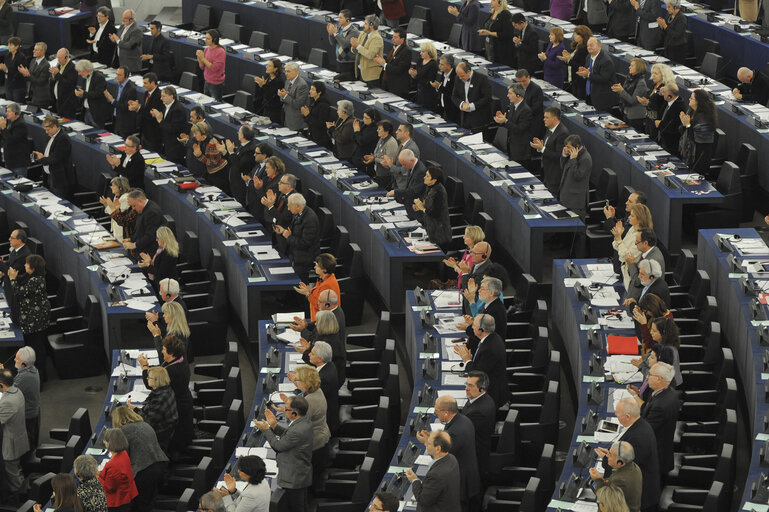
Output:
[587,58,594,96]
[145,91,150,105]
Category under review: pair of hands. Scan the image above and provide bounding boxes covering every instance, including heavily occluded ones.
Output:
[273,225,292,239]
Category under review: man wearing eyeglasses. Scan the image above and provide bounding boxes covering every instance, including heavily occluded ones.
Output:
[369,491,399,512]
[624,228,665,303]
[254,396,313,512]
[106,134,145,189]
[0,229,29,278]
[639,362,679,478]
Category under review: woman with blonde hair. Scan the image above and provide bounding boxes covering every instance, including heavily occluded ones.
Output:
[127,366,178,452]
[611,203,653,290]
[138,226,179,291]
[99,176,133,242]
[296,308,345,384]
[409,42,439,110]
[637,63,675,138]
[596,484,630,512]
[478,0,514,66]
[147,301,190,358]
[438,225,485,290]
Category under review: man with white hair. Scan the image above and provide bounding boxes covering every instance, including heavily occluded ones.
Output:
[590,441,642,512]
[0,347,40,449]
[290,288,347,349]
[146,278,188,335]
[277,62,308,131]
[110,9,142,73]
[623,258,669,310]
[274,193,320,282]
[462,277,506,353]
[733,66,768,104]
[640,362,679,476]
[74,59,111,128]
[300,340,338,432]
[385,149,426,219]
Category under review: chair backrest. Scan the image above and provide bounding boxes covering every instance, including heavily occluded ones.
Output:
[210,272,227,308]
[233,90,253,110]
[492,126,508,152]
[240,74,257,95]
[737,143,757,176]
[218,10,239,29]
[176,488,197,512]
[58,274,76,305]
[278,39,298,59]
[180,71,201,92]
[85,294,101,331]
[516,273,539,310]
[412,5,431,20]
[220,23,243,44]
[687,269,711,303]
[448,23,463,48]
[702,481,727,512]
[464,192,483,220]
[316,207,334,239]
[30,472,55,503]
[183,230,201,266]
[305,188,324,211]
[599,168,618,202]
[17,22,35,47]
[224,367,242,404]
[192,4,212,31]
[351,457,375,502]
[701,52,723,80]
[673,248,696,288]
[71,407,92,440]
[406,18,428,37]
[445,176,464,207]
[716,161,741,194]
[497,408,520,454]
[249,31,269,49]
[308,48,328,68]
[329,225,349,256]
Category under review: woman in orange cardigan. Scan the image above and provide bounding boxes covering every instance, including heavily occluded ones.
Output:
[99,428,138,511]
[294,253,340,321]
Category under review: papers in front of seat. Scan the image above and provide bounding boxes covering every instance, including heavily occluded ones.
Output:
[272,312,303,324]
[431,290,461,309]
[277,328,301,344]
[457,132,483,146]
[589,288,620,307]
[111,364,143,377]
[236,447,269,459]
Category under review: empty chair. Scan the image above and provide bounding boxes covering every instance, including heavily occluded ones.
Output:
[692,162,741,229]
[218,10,239,30]
[278,39,298,59]
[736,143,758,221]
[233,90,253,110]
[220,23,243,44]
[406,18,429,37]
[308,48,328,68]
[447,23,463,48]
[249,31,269,49]
[180,71,201,92]
[191,4,212,31]
[699,52,723,81]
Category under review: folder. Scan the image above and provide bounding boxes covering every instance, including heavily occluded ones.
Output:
[606,335,639,355]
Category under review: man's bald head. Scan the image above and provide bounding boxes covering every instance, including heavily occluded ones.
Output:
[738,67,754,83]
[435,395,459,414]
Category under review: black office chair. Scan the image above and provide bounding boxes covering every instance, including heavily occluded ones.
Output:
[220,23,243,44]
[406,18,429,37]
[736,142,758,221]
[249,31,269,49]
[180,71,201,92]
[278,39,298,59]
[217,10,239,30]
[699,52,724,81]
[447,23,463,48]
[309,48,328,68]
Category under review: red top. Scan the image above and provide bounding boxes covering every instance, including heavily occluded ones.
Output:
[201,46,226,85]
[308,274,340,321]
[98,450,138,507]
[640,311,675,351]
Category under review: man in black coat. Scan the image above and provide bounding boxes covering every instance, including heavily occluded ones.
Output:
[464,276,507,354]
[512,14,540,76]
[106,134,145,190]
[226,126,258,206]
[264,174,297,252]
[655,82,685,156]
[433,54,459,124]
[274,193,320,283]
[577,37,617,112]
[151,86,187,163]
[452,61,492,133]
[531,107,569,194]
[642,362,680,477]
[123,189,164,255]
[0,103,30,173]
[75,60,111,129]
[51,48,79,119]
[494,83,533,168]
[385,150,426,220]
[243,143,272,216]
[455,314,510,409]
[32,116,73,198]
[406,432,462,512]
[302,340,339,433]
[516,69,545,138]
[87,8,117,67]
[128,73,164,153]
[142,21,175,82]
[104,67,138,138]
[602,397,661,510]
[462,371,496,486]
[0,229,31,278]
[623,259,670,311]
[375,29,411,98]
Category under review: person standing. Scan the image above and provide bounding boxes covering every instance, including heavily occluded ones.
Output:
[0,347,40,449]
[87,7,117,67]
[327,10,359,80]
[448,0,482,53]
[99,429,139,510]
[452,61,492,133]
[110,9,142,73]
[559,134,592,218]
[530,107,570,195]
[0,369,29,505]
[0,38,28,103]
[539,28,566,87]
[151,86,187,163]
[0,103,30,174]
[478,0,514,67]
[351,15,384,88]
[577,37,617,112]
[494,83,533,169]
[278,62,309,132]
[19,42,52,108]
[75,59,112,129]
[50,48,78,119]
[274,194,320,283]
[105,67,138,139]
[405,431,461,512]
[196,29,226,100]
[375,29,410,98]
[143,21,175,82]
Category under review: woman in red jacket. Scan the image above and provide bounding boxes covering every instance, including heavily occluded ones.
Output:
[98,429,138,511]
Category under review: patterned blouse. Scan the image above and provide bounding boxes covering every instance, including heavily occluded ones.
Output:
[77,476,108,512]
[137,384,178,434]
[10,274,50,334]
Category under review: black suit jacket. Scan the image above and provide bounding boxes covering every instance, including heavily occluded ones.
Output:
[465,297,507,354]
[116,152,145,191]
[541,122,569,193]
[244,163,268,219]
[585,51,617,112]
[445,414,481,502]
[603,417,661,510]
[2,118,30,170]
[464,332,509,408]
[149,34,175,81]
[139,88,164,152]
[54,61,79,118]
[393,159,427,219]
[657,97,684,155]
[159,101,188,163]
[287,207,320,270]
[37,129,73,197]
[81,70,112,125]
[505,101,533,162]
[133,199,164,254]
[522,81,545,137]
[516,25,540,76]
[411,454,462,512]
[319,362,339,433]
[382,44,411,97]
[437,69,459,124]
[227,140,257,205]
[0,244,31,296]
[112,80,138,138]
[90,22,117,67]
[27,57,52,107]
[637,278,670,309]
[148,249,179,289]
[641,387,679,475]
[461,392,496,479]
[452,71,492,132]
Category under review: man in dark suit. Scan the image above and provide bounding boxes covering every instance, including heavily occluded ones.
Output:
[642,362,679,476]
[291,288,347,351]
[531,107,569,194]
[254,396,314,512]
[274,193,320,283]
[32,116,73,198]
[74,60,111,129]
[105,67,138,138]
[151,86,187,163]
[625,228,666,302]
[263,174,297,250]
[0,103,30,174]
[454,314,510,408]
[142,21,175,82]
[381,123,419,190]
[106,135,145,189]
[512,14,540,76]
[432,54,459,124]
[516,69,545,138]
[50,48,78,119]
[375,28,411,98]
[464,277,506,354]
[123,189,164,255]
[603,398,661,512]
[624,259,670,310]
[655,83,685,156]
[462,371,496,486]
[87,7,117,67]
[494,83,533,169]
[0,230,31,277]
[128,73,164,153]
[423,396,480,511]
[303,341,339,433]
[386,150,426,220]
[559,134,592,218]
[225,125,257,206]
[577,37,617,112]
[406,431,461,512]
[243,143,272,218]
[734,67,769,104]
[19,42,52,108]
[634,0,663,50]
[452,61,492,133]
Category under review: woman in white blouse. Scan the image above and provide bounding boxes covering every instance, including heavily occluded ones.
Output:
[611,203,654,290]
[215,455,271,512]
[99,176,133,242]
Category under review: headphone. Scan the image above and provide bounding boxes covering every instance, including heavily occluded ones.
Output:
[323,291,331,309]
[615,443,625,466]
[477,382,486,392]
[481,245,490,260]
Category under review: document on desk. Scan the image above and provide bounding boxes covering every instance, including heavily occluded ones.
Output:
[442,373,467,386]
[432,290,461,309]
[589,289,620,307]
[572,500,599,512]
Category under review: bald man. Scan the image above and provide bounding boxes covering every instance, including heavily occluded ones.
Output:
[406,431,461,512]
[110,9,142,72]
[50,48,78,118]
[733,67,768,104]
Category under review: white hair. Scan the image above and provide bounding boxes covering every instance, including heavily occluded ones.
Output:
[288,193,306,208]
[638,259,662,279]
[651,362,675,383]
[313,341,333,362]
[160,278,180,296]
[17,346,36,365]
[285,62,299,73]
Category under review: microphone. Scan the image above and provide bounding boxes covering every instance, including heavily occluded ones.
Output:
[114,353,131,395]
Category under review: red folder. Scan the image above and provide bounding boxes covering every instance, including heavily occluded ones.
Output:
[606,335,639,355]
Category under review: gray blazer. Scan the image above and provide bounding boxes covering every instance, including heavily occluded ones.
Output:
[117,22,143,73]
[626,245,666,300]
[224,479,270,512]
[304,389,331,450]
[636,0,663,50]
[391,138,420,189]
[14,365,40,420]
[559,147,592,217]
[121,421,169,475]
[27,57,52,107]
[374,135,399,178]
[329,23,360,64]
[282,76,309,131]
[584,0,608,25]
[0,386,30,460]
[263,415,313,489]
[617,76,649,121]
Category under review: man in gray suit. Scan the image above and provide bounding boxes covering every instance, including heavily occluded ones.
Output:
[558,134,592,218]
[255,395,313,512]
[379,123,419,189]
[0,369,29,503]
[406,431,461,512]
[625,228,666,301]
[110,9,142,73]
[19,42,51,108]
[278,62,308,131]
